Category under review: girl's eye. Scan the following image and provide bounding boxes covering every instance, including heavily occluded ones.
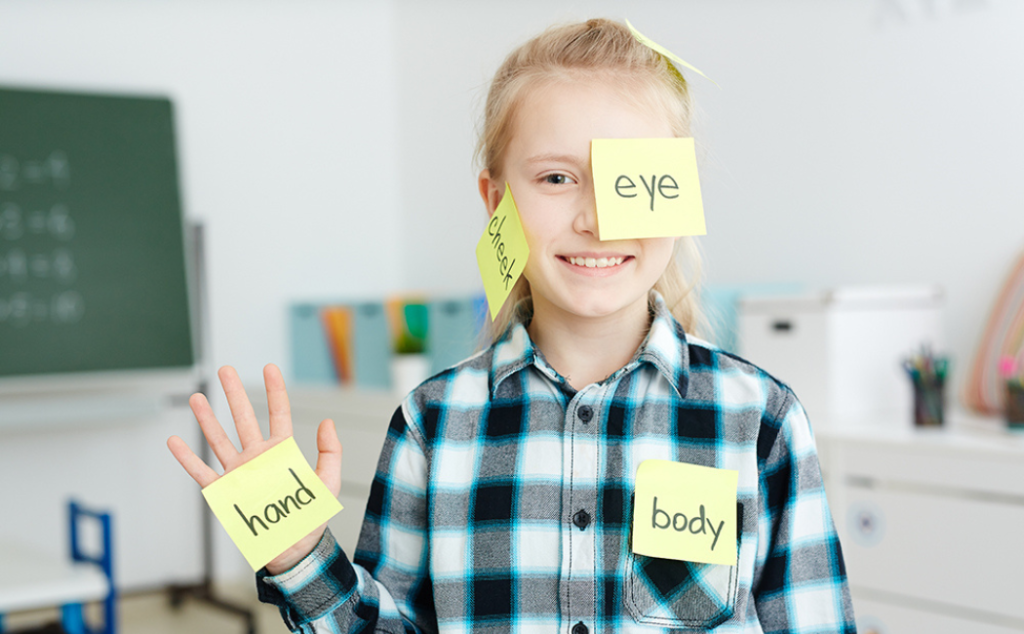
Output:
[544,173,575,185]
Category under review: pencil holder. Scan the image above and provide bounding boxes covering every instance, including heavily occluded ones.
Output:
[1006,381,1024,428]
[911,378,945,427]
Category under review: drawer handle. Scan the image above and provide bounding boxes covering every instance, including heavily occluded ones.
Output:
[771,320,793,333]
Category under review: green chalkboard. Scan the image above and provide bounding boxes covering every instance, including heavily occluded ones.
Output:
[0,87,194,377]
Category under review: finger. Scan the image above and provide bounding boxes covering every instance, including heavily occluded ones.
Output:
[314,419,343,497]
[218,365,265,450]
[189,392,239,469]
[167,435,220,488]
[264,363,293,439]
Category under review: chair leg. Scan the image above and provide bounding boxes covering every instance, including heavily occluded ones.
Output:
[61,603,87,634]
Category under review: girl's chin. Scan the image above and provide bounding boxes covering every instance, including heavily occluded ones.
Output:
[547,292,649,322]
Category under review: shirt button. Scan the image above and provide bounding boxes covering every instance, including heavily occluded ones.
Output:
[572,622,589,634]
[572,509,591,530]
[577,405,593,423]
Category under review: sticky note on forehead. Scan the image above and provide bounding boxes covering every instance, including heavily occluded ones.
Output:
[592,137,706,241]
[632,459,738,566]
[476,182,529,320]
[201,437,342,571]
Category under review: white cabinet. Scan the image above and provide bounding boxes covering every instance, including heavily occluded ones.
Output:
[738,286,944,428]
[818,413,1024,633]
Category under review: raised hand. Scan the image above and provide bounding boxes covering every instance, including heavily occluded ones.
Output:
[167,363,342,574]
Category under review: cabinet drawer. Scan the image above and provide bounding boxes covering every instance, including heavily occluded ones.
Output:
[835,437,1024,497]
[837,485,1024,620]
[853,594,1024,634]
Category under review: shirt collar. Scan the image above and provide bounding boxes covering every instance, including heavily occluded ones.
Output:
[489,291,690,399]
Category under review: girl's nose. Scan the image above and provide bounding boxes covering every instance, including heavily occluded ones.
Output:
[572,186,599,236]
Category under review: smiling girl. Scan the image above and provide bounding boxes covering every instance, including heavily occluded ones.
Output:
[170,18,855,633]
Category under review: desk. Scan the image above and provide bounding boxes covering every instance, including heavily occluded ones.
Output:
[818,411,1024,633]
[0,539,108,627]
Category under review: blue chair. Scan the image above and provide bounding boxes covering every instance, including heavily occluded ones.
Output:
[0,500,115,634]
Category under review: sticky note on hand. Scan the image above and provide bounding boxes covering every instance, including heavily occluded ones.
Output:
[476,182,529,320]
[592,137,706,241]
[632,459,738,566]
[201,437,343,571]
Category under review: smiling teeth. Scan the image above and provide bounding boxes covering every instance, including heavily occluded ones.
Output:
[568,256,624,268]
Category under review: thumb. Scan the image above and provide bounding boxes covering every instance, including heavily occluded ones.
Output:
[314,418,342,497]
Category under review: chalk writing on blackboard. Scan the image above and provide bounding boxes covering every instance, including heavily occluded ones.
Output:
[0,151,82,327]
[0,151,70,191]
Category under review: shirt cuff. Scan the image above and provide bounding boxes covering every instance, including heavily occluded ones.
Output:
[256,528,360,624]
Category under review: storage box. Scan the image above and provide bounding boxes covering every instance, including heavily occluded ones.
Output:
[737,286,944,427]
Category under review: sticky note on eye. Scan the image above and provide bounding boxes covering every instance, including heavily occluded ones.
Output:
[591,137,706,241]
[632,459,738,566]
[476,182,529,320]
[201,437,343,571]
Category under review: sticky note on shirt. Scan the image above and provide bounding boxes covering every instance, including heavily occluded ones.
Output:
[201,437,343,571]
[591,137,706,241]
[632,459,738,566]
[476,182,529,320]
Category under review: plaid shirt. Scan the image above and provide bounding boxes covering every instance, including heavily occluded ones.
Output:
[258,293,856,633]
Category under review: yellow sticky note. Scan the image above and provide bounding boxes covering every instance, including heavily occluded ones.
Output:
[632,459,739,566]
[201,437,343,571]
[625,20,716,86]
[591,137,706,241]
[475,182,529,320]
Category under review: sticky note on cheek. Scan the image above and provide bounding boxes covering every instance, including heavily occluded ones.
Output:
[592,137,706,241]
[201,437,343,571]
[632,459,738,566]
[476,182,529,320]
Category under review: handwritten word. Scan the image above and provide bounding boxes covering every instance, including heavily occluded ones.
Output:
[233,468,317,537]
[614,174,679,212]
[486,214,517,290]
[651,496,726,550]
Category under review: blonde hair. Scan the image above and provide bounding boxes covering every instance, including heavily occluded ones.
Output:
[477,18,710,343]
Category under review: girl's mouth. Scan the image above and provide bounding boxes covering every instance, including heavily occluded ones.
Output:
[564,256,626,269]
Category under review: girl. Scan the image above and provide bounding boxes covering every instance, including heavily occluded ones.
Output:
[169,18,855,633]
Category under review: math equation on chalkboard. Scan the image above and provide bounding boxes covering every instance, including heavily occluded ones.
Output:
[0,151,84,328]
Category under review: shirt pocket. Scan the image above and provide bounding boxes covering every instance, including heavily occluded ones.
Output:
[623,502,743,630]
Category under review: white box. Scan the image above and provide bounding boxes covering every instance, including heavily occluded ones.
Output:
[737,286,944,427]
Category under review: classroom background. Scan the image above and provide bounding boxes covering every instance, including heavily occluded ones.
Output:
[1,1,1023,632]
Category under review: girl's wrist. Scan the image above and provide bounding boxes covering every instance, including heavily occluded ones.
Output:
[263,526,327,576]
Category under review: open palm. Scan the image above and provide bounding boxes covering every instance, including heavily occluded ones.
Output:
[167,363,342,574]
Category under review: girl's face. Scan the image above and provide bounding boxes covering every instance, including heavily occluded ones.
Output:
[480,77,677,327]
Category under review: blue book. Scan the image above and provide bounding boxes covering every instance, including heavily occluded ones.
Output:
[290,303,336,385]
[428,295,487,375]
[352,301,392,390]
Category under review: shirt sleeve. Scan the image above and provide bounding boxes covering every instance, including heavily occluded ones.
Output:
[752,388,857,633]
[257,406,433,634]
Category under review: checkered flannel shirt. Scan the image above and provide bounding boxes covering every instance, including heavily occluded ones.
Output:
[258,293,856,633]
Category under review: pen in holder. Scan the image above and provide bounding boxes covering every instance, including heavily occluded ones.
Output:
[999,355,1024,428]
[903,348,948,427]
[1007,380,1024,428]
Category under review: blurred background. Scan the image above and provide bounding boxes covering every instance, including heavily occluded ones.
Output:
[1,1,1022,632]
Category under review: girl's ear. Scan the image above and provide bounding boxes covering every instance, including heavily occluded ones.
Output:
[478,169,502,218]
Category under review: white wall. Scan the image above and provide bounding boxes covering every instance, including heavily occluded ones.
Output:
[1,0,1023,590]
